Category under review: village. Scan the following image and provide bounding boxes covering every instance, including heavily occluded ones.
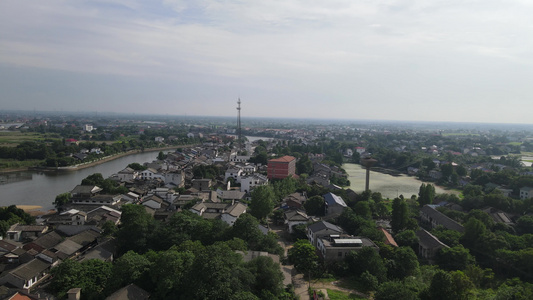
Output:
[1,116,533,299]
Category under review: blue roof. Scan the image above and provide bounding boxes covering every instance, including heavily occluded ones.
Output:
[323,192,347,208]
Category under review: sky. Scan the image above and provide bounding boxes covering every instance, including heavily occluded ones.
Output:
[1,1,533,124]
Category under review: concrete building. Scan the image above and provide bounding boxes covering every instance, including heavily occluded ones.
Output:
[267,156,296,179]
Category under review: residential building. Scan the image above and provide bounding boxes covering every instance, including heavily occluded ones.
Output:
[323,192,347,216]
[420,205,465,232]
[520,186,533,199]
[307,221,344,247]
[416,229,449,260]
[316,235,378,262]
[267,156,296,179]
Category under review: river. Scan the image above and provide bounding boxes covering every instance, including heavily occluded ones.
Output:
[0,150,169,210]
[343,163,458,200]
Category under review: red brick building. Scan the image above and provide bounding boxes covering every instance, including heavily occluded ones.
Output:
[267,156,296,179]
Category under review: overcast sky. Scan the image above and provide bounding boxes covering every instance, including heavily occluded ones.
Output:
[1,1,533,123]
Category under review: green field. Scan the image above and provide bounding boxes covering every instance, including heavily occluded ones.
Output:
[0,132,55,146]
[326,289,366,300]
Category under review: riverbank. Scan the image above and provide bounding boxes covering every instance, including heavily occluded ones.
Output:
[1,145,192,174]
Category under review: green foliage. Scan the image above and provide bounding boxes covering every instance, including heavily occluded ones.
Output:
[394,230,419,249]
[127,162,146,171]
[391,197,409,234]
[418,183,435,207]
[48,259,112,300]
[116,204,155,255]
[436,245,475,271]
[288,239,319,275]
[250,185,276,221]
[192,164,220,179]
[54,192,72,210]
[296,154,313,174]
[374,281,418,300]
[386,246,419,280]
[0,205,34,237]
[304,195,325,216]
[345,247,387,282]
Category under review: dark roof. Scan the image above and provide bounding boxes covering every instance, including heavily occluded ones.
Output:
[10,258,50,280]
[30,231,63,249]
[55,225,101,237]
[416,229,449,249]
[0,240,18,252]
[71,185,102,194]
[284,210,310,222]
[307,221,343,234]
[68,230,100,247]
[105,284,150,300]
[420,205,465,232]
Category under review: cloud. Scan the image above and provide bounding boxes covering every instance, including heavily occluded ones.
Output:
[1,0,533,123]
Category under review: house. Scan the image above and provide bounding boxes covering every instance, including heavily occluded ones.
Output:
[190,202,247,225]
[87,206,122,225]
[520,186,533,199]
[220,203,247,226]
[117,167,138,182]
[420,205,465,232]
[416,229,449,260]
[355,147,366,154]
[284,210,312,233]
[154,136,165,143]
[379,228,398,247]
[239,174,268,193]
[140,168,163,180]
[307,221,344,247]
[323,193,347,216]
[482,207,514,226]
[46,209,87,226]
[22,231,63,253]
[192,179,212,191]
[141,195,166,210]
[230,155,251,163]
[71,185,103,199]
[216,190,246,202]
[164,170,185,188]
[267,156,296,179]
[225,167,243,182]
[0,258,51,290]
[316,235,379,262]
[281,192,307,210]
[5,225,48,242]
[72,194,122,206]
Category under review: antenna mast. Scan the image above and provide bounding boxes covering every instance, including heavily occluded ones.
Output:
[237,98,242,153]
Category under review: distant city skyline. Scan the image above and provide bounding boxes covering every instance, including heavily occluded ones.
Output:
[2,1,533,124]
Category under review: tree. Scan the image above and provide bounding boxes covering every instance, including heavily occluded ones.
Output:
[303,195,325,216]
[108,250,151,292]
[391,197,409,234]
[394,230,419,249]
[288,239,318,276]
[418,183,435,207]
[296,154,313,174]
[354,201,372,219]
[53,192,71,210]
[249,185,275,221]
[157,151,167,160]
[374,281,418,300]
[436,245,475,271]
[127,162,146,171]
[387,246,419,280]
[345,246,387,282]
[245,256,284,297]
[429,270,455,300]
[116,204,154,254]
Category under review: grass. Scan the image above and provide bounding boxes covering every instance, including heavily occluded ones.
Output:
[326,289,366,300]
[0,159,44,169]
[0,132,51,145]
